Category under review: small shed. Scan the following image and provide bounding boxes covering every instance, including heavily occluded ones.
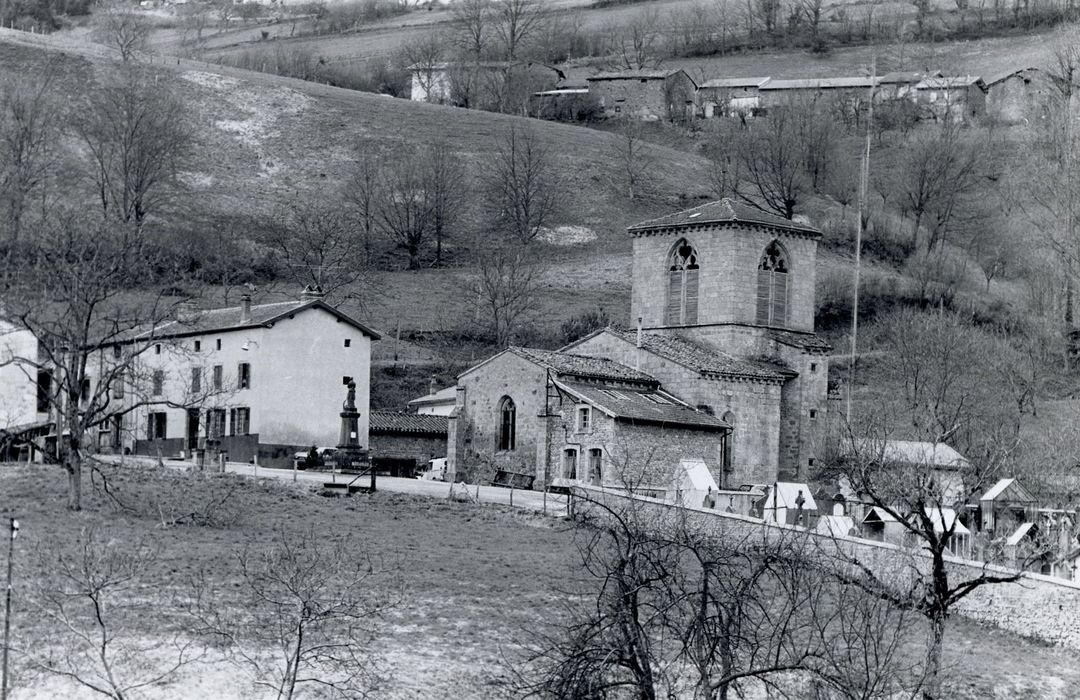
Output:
[698,77,770,118]
[671,458,719,509]
[368,411,448,477]
[761,481,817,526]
[979,477,1038,536]
[862,506,905,544]
[921,507,972,558]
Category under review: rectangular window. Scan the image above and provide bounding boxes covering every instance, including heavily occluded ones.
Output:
[155,343,161,355]
[344,338,351,347]
[230,407,250,436]
[36,369,51,413]
[809,409,817,419]
[212,365,223,391]
[588,448,603,484]
[147,412,167,440]
[80,378,91,406]
[152,370,164,396]
[238,362,251,390]
[191,367,202,394]
[112,345,122,360]
[207,408,226,438]
[810,363,817,372]
[194,340,202,352]
[577,406,591,432]
[113,371,125,399]
[563,449,578,480]
[216,339,222,351]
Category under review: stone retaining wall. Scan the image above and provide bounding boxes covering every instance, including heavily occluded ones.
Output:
[574,485,1080,651]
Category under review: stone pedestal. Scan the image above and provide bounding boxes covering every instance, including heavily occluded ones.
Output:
[336,380,370,472]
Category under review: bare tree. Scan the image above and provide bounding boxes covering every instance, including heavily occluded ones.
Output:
[94,3,151,62]
[30,527,201,699]
[256,202,372,304]
[737,107,808,219]
[0,215,197,510]
[605,8,664,70]
[192,527,398,700]
[424,142,468,266]
[344,151,380,261]
[451,0,490,62]
[377,148,432,270]
[484,124,557,244]
[77,69,192,227]
[491,0,545,63]
[399,31,447,103]
[467,245,540,347]
[0,70,58,244]
[616,119,653,201]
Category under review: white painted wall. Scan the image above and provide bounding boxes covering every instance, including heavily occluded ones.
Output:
[0,323,42,427]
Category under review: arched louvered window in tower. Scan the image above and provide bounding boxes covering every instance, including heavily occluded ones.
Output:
[665,240,700,325]
[756,241,789,327]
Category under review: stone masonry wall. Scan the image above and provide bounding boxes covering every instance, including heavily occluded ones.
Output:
[575,487,1080,651]
[591,79,669,119]
[369,433,446,466]
[630,224,818,334]
[569,331,782,485]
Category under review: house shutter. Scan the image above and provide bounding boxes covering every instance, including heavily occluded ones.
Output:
[756,270,772,324]
[772,272,788,327]
[684,268,699,324]
[666,270,683,324]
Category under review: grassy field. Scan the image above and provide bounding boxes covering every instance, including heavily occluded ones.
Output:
[2,462,1080,698]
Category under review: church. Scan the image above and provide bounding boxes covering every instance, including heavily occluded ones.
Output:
[445,199,831,491]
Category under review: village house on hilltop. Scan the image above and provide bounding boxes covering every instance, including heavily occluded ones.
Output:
[448,199,831,492]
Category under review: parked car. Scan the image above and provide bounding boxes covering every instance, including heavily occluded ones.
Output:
[292,447,338,469]
[417,458,447,481]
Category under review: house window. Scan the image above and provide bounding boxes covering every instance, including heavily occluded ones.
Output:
[147,412,167,440]
[112,345,122,360]
[212,365,223,391]
[194,340,202,352]
[498,396,516,451]
[665,240,699,325]
[216,339,222,351]
[344,338,351,347]
[238,362,251,390]
[588,448,603,484]
[152,370,164,396]
[810,363,817,372]
[191,367,202,394]
[155,344,161,355]
[577,406,591,432]
[563,448,578,480]
[207,408,226,438]
[36,369,51,413]
[809,409,817,419]
[756,240,789,327]
[113,371,125,399]
[230,407,250,436]
[80,378,91,406]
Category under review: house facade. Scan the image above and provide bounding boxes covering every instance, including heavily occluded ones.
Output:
[985,67,1052,124]
[101,289,379,467]
[915,76,987,122]
[368,411,448,477]
[587,69,697,121]
[698,77,770,118]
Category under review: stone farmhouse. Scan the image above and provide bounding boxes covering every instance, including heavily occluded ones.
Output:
[985,67,1053,124]
[368,410,448,477]
[915,75,987,122]
[586,69,697,121]
[448,198,830,492]
[757,76,877,114]
[102,288,379,467]
[697,77,770,118]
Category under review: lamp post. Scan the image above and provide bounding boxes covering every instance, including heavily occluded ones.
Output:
[2,517,19,700]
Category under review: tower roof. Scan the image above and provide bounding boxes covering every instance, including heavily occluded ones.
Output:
[628,199,820,237]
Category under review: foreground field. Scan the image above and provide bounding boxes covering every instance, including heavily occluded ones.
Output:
[1,463,1079,698]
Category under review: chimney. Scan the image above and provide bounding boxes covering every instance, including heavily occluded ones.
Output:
[300,284,325,302]
[176,301,197,324]
[429,375,438,397]
[239,293,252,324]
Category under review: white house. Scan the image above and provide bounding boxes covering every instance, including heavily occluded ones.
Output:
[0,321,44,429]
[102,288,380,467]
[407,382,457,416]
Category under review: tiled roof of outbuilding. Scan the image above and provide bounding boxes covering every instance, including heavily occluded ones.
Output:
[510,347,657,384]
[602,328,791,381]
[767,329,832,353]
[556,380,729,431]
[628,198,820,237]
[588,69,683,81]
[369,411,449,435]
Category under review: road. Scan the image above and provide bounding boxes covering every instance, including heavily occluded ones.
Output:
[98,454,570,515]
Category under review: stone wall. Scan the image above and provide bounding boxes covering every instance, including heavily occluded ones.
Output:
[590,79,669,119]
[369,432,446,467]
[569,331,782,485]
[574,486,1080,651]
[630,223,818,333]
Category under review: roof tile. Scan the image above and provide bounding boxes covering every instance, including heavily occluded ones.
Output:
[558,380,728,431]
[510,347,656,383]
[603,328,791,381]
[628,198,820,236]
[369,411,449,435]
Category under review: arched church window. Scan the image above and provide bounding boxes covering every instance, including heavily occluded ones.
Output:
[498,396,516,451]
[756,241,789,327]
[665,240,700,325]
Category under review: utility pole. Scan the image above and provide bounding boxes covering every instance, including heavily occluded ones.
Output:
[1,517,19,700]
[848,55,876,423]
